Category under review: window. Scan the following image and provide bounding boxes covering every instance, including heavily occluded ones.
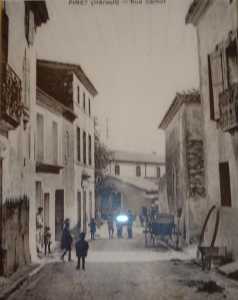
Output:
[23,48,30,108]
[89,98,91,116]
[157,167,161,178]
[136,165,141,177]
[36,113,44,162]
[52,121,58,164]
[65,131,70,164]
[83,131,87,164]
[83,92,86,112]
[77,86,80,104]
[226,39,238,86]
[115,164,120,176]
[2,5,9,63]
[208,49,224,120]
[77,127,81,162]
[219,162,232,207]
[88,135,92,165]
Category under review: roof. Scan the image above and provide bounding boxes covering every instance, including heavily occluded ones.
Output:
[36,87,77,122]
[110,150,164,165]
[37,59,98,97]
[185,0,209,25]
[158,90,200,130]
[26,1,49,26]
[108,175,159,193]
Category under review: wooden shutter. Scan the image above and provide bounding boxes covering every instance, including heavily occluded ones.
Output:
[2,9,9,63]
[209,49,224,120]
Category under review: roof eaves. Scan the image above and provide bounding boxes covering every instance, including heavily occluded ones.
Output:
[37,59,98,97]
[185,0,209,25]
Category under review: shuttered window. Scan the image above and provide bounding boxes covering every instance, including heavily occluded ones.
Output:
[23,48,31,108]
[77,127,81,162]
[2,7,9,63]
[83,131,87,165]
[88,135,92,165]
[209,49,224,120]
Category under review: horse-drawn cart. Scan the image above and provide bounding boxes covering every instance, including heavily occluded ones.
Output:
[144,214,176,247]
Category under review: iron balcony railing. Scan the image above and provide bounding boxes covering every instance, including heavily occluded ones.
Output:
[219,83,238,132]
[1,63,22,129]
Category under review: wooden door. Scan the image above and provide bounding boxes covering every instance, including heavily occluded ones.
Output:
[55,190,64,241]
[219,162,232,207]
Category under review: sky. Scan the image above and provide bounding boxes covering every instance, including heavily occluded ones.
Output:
[36,0,199,158]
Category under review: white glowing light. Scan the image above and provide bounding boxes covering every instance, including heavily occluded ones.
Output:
[116,214,128,223]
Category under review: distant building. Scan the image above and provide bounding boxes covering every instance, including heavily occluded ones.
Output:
[97,150,165,218]
[186,0,238,257]
[159,91,206,244]
[37,59,97,240]
[0,1,49,275]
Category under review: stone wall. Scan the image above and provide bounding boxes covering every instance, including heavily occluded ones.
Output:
[1,196,30,275]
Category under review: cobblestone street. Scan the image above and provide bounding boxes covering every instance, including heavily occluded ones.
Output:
[8,226,238,300]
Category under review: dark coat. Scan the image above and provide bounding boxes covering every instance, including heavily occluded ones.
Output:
[61,226,73,250]
[75,239,89,257]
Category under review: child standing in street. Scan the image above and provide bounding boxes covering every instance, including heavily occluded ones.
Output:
[75,232,89,271]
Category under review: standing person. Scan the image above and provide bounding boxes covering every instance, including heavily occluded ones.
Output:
[44,226,51,256]
[75,232,89,271]
[89,218,96,240]
[139,208,145,227]
[116,220,123,238]
[107,214,114,239]
[36,207,44,255]
[61,219,73,262]
[127,210,134,239]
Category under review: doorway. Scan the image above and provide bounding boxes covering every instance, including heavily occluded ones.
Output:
[219,162,232,207]
[83,190,87,233]
[44,193,50,228]
[55,190,64,241]
[77,191,81,229]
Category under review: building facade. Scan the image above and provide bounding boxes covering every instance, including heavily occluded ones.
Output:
[97,150,165,218]
[37,59,97,240]
[159,91,206,244]
[186,0,238,257]
[0,1,49,275]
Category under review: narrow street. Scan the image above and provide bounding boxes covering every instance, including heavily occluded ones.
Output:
[8,226,238,300]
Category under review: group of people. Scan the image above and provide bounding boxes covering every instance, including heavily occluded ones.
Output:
[61,218,89,270]
[36,207,52,257]
[106,210,135,240]
[36,206,136,270]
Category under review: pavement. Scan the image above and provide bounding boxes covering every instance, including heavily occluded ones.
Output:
[2,223,238,300]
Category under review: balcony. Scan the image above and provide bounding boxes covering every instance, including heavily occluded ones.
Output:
[1,63,22,130]
[219,83,238,133]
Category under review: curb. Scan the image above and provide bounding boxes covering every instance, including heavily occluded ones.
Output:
[0,264,45,300]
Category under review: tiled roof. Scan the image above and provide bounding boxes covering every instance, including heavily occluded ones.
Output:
[110,150,164,165]
[158,90,200,130]
[109,175,158,193]
[37,59,98,97]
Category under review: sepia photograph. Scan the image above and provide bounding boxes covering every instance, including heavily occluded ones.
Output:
[1,0,238,299]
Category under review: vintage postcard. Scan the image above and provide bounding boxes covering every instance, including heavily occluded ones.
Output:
[0,0,238,299]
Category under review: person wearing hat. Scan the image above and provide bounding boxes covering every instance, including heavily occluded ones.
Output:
[75,232,89,270]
